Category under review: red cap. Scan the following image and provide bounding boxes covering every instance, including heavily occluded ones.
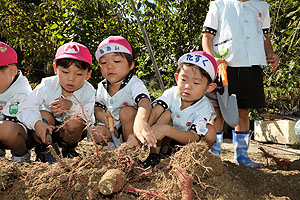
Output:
[0,42,18,66]
[178,51,218,81]
[95,36,132,61]
[54,42,92,65]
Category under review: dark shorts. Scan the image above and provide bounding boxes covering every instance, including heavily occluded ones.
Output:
[206,66,266,109]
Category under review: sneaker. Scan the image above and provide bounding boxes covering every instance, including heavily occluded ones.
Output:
[11,151,30,163]
[35,143,61,164]
[0,148,5,157]
[62,148,79,158]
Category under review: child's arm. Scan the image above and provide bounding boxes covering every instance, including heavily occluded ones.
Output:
[133,98,157,148]
[94,106,108,127]
[264,34,279,72]
[148,104,165,126]
[202,32,226,65]
[49,97,72,115]
[151,124,200,144]
[17,85,45,130]
[34,120,53,144]
[17,84,52,143]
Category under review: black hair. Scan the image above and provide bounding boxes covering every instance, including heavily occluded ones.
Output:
[55,58,91,71]
[176,63,213,84]
[114,52,134,66]
[0,63,17,71]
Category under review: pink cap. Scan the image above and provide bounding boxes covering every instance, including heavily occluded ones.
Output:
[54,42,92,65]
[178,51,218,81]
[0,42,18,66]
[95,36,132,61]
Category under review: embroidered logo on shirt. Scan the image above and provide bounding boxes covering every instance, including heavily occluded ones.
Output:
[186,122,191,126]
[64,44,80,54]
[215,47,229,59]
[123,102,128,106]
[9,103,18,114]
[257,12,263,23]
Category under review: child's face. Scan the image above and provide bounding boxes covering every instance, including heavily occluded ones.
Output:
[0,65,17,94]
[98,52,134,84]
[175,65,215,103]
[54,63,91,94]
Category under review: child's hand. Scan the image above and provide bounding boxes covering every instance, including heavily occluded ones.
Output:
[150,124,171,141]
[126,134,140,147]
[215,58,227,66]
[91,125,110,144]
[49,98,73,115]
[134,119,157,148]
[267,53,279,72]
[34,120,53,144]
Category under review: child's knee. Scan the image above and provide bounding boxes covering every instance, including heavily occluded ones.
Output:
[203,124,217,149]
[61,119,85,143]
[92,125,110,144]
[156,110,172,125]
[0,122,25,141]
[119,106,136,123]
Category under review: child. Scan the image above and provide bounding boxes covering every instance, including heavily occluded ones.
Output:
[202,0,279,167]
[17,42,95,162]
[0,42,32,163]
[93,36,156,149]
[145,51,218,168]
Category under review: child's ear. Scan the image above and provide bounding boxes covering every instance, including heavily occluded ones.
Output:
[53,63,58,74]
[206,82,217,93]
[129,60,135,70]
[174,73,179,82]
[9,65,18,77]
[85,70,92,80]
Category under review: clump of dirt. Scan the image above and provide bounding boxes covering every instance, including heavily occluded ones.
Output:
[0,140,299,200]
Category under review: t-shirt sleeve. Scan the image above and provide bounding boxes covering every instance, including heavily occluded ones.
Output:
[202,1,219,35]
[152,88,174,111]
[95,83,107,110]
[131,80,150,105]
[17,83,46,130]
[262,6,271,32]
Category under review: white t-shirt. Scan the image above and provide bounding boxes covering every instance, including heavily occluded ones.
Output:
[95,73,150,129]
[17,75,96,130]
[203,0,270,67]
[154,87,216,136]
[0,71,32,119]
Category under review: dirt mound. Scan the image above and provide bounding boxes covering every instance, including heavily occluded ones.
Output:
[0,141,299,200]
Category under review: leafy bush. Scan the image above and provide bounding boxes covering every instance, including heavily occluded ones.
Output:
[0,0,299,116]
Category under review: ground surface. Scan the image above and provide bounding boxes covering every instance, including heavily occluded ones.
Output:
[0,138,299,200]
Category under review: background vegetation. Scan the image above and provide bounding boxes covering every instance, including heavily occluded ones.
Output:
[0,0,299,117]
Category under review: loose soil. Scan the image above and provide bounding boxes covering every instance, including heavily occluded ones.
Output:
[0,139,299,200]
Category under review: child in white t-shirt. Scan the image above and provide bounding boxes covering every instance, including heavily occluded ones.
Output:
[143,51,218,168]
[0,42,32,163]
[93,36,156,149]
[17,42,95,163]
